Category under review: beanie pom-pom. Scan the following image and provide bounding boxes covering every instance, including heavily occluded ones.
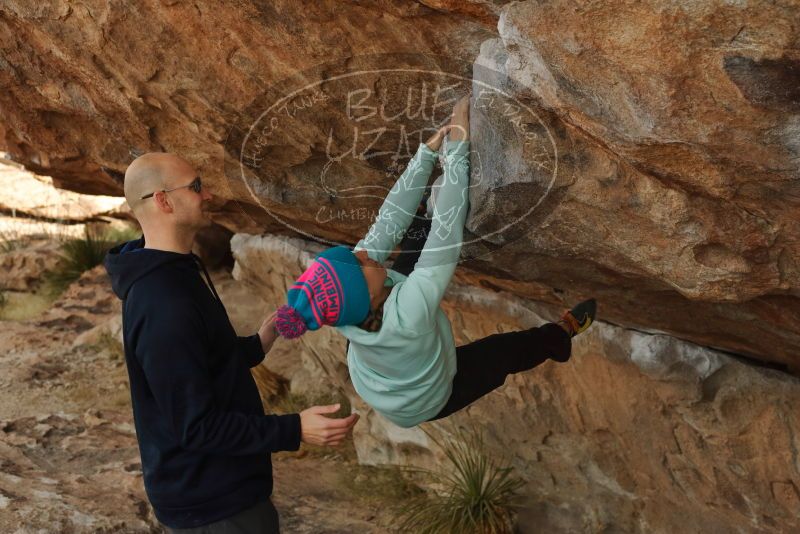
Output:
[275,304,308,339]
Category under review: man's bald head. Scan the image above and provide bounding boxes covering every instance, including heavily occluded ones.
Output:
[124,153,196,217]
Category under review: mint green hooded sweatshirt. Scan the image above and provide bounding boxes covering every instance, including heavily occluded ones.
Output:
[336,139,470,427]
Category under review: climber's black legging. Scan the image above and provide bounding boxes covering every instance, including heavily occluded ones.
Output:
[390,216,572,422]
[428,322,570,420]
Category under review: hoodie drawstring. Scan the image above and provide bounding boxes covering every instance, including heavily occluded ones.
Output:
[192,253,223,304]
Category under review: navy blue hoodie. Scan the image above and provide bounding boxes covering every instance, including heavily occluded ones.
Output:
[103,236,300,529]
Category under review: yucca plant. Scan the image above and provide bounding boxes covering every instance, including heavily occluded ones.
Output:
[396,427,525,534]
[44,224,139,295]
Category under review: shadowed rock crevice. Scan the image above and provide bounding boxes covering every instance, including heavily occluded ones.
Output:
[724,55,800,113]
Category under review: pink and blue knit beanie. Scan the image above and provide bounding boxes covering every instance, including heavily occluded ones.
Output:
[275,246,371,338]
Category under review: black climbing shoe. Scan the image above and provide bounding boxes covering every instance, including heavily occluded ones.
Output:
[560,298,596,337]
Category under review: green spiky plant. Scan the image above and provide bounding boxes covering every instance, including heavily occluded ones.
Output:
[44,224,140,296]
[396,427,526,534]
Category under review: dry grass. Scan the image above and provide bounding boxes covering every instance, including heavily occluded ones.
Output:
[66,375,132,412]
[92,329,125,361]
[65,333,130,411]
[337,456,426,506]
[0,289,57,321]
[250,364,290,406]
[0,216,79,252]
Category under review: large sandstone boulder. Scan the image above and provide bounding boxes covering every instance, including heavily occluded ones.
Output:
[0,238,61,291]
[232,232,800,533]
[465,1,800,366]
[0,1,797,368]
[0,159,125,222]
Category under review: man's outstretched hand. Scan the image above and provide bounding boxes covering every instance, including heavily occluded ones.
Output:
[299,404,360,447]
[257,310,278,354]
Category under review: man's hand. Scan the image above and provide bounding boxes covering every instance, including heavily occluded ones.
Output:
[299,404,360,446]
[257,310,278,354]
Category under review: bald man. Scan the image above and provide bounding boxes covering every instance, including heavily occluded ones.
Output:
[103,153,359,533]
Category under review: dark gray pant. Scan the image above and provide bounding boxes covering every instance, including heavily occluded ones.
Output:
[392,216,572,422]
[428,322,570,421]
[163,499,279,534]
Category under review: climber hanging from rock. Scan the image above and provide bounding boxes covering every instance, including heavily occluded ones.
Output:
[273,94,597,428]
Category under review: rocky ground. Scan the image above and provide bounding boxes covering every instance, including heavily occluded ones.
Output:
[0,246,404,533]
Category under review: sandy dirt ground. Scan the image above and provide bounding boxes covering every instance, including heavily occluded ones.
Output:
[0,262,400,533]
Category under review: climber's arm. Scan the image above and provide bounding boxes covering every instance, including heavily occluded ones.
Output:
[354,143,439,264]
[396,139,470,331]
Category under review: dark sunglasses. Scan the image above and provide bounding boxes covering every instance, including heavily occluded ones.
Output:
[140,176,202,200]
